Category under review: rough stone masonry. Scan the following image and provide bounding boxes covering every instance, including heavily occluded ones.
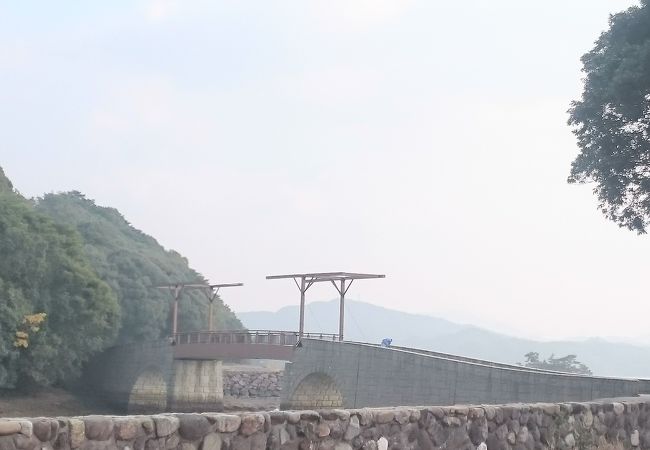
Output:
[1,399,650,450]
[223,371,283,399]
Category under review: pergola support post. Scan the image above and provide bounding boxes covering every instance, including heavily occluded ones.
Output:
[172,284,182,335]
[158,281,243,336]
[299,276,306,338]
[338,279,345,341]
[208,300,214,331]
[203,283,243,332]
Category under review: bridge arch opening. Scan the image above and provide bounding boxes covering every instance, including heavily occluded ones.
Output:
[287,372,344,409]
[128,366,168,414]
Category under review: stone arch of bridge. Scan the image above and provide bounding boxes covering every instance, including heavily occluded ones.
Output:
[127,365,169,414]
[285,372,344,409]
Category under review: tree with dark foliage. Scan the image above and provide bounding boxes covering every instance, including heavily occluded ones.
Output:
[569,1,650,233]
[0,168,120,388]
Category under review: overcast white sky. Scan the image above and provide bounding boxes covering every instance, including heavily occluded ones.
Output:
[2,0,647,342]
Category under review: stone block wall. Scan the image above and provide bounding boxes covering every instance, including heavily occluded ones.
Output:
[288,373,344,409]
[171,360,223,412]
[84,340,175,413]
[128,370,169,414]
[223,371,283,398]
[638,380,650,395]
[2,399,650,450]
[85,341,224,414]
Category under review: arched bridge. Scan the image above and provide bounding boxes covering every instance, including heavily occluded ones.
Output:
[281,338,650,410]
[85,334,650,414]
[84,330,334,413]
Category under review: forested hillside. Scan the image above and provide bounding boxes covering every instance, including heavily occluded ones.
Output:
[35,192,242,344]
[0,167,241,388]
[0,168,119,388]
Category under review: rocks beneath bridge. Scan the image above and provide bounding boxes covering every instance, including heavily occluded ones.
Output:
[223,370,283,399]
[1,399,650,450]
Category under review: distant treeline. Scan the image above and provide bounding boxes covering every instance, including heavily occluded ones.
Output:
[520,352,592,375]
[0,167,241,389]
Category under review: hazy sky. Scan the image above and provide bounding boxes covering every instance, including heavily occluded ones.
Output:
[2,0,647,342]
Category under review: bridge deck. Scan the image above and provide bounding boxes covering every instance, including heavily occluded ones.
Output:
[172,330,338,360]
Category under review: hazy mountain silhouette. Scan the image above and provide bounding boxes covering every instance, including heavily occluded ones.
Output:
[238,300,650,378]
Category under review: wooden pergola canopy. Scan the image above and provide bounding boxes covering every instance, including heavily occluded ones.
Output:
[266,272,385,341]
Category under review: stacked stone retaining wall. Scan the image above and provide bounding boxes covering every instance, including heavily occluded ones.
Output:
[223,371,283,398]
[3,399,650,450]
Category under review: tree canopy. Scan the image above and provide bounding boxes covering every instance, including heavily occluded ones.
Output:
[0,168,120,387]
[0,167,242,388]
[521,352,592,375]
[568,1,650,233]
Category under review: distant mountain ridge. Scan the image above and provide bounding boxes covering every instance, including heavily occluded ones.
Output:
[238,300,650,378]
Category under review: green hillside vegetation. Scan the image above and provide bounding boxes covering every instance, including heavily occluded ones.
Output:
[0,168,119,388]
[0,167,242,388]
[35,191,242,343]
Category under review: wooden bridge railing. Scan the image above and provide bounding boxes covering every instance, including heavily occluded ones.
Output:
[172,330,339,346]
